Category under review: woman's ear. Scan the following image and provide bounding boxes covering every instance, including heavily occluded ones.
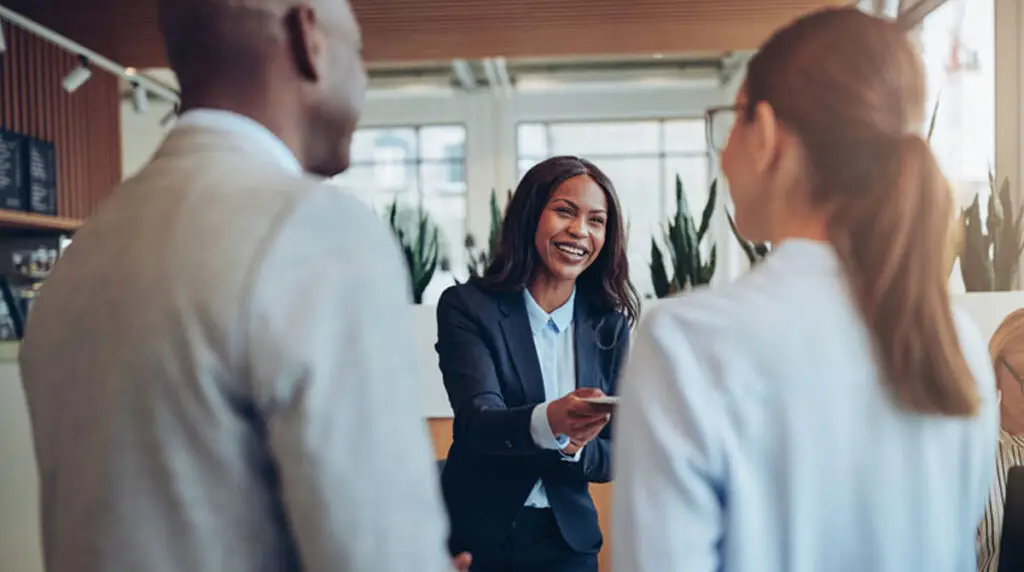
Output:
[751,100,780,175]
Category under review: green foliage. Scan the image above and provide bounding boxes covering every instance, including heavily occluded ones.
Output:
[650,176,717,298]
[466,189,511,278]
[385,199,440,304]
[959,175,1024,292]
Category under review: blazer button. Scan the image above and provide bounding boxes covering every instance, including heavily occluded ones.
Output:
[505,440,513,449]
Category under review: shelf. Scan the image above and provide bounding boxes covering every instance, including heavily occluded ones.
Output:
[0,211,81,232]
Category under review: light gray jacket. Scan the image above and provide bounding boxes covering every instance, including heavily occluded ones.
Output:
[19,110,452,572]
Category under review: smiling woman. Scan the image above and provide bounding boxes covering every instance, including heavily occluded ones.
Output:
[432,155,639,572]
[483,156,640,326]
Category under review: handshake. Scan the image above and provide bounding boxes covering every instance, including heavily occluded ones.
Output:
[547,388,615,455]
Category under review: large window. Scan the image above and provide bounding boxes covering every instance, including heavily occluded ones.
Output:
[919,0,995,208]
[331,125,468,303]
[517,119,711,298]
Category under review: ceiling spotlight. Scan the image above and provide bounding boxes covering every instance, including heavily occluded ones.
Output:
[131,82,148,114]
[62,55,91,93]
[451,59,477,90]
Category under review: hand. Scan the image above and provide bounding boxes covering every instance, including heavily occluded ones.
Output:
[451,552,472,571]
[547,388,612,443]
[561,440,581,456]
[567,388,616,416]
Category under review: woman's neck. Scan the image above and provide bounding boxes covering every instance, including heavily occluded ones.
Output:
[527,274,575,314]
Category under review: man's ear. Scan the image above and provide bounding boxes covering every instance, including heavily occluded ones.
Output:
[285,5,322,81]
[751,100,780,175]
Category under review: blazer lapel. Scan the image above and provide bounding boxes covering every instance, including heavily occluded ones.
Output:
[574,298,602,390]
[499,292,547,404]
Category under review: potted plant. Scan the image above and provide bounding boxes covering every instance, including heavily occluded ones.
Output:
[958,175,1024,292]
[384,199,441,304]
[649,176,717,298]
[466,189,511,278]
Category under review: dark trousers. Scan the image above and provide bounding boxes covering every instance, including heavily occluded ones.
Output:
[468,507,598,572]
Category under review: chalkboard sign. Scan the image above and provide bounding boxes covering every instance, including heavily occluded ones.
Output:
[25,137,57,215]
[0,130,26,211]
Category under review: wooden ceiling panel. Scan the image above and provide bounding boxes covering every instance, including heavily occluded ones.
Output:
[5,0,848,68]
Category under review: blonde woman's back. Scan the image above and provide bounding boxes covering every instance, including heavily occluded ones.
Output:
[613,239,999,572]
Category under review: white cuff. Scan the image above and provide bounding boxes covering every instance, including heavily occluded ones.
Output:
[559,444,583,463]
[530,402,570,450]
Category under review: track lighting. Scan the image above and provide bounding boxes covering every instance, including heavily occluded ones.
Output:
[131,82,148,114]
[62,55,91,93]
[0,19,6,55]
[159,104,179,128]
[451,59,477,90]
[0,5,179,105]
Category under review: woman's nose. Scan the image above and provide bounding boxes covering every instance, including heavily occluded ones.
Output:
[567,217,587,237]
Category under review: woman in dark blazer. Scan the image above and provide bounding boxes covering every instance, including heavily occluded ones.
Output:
[435,156,640,572]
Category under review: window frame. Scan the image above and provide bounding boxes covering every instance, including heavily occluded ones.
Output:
[344,122,470,212]
[514,117,713,226]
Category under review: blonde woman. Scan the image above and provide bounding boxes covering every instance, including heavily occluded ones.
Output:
[978,308,1024,571]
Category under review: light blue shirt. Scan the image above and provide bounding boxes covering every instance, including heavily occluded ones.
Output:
[613,239,1000,572]
[525,287,581,508]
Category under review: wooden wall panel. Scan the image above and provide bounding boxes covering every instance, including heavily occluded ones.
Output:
[0,21,121,220]
[428,417,615,572]
[10,0,847,69]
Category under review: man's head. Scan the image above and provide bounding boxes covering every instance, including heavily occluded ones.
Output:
[158,0,366,176]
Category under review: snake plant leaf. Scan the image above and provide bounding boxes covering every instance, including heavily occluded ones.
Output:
[649,177,718,298]
[701,245,718,284]
[384,198,442,303]
[959,195,995,292]
[467,188,510,279]
[727,209,759,265]
[650,238,672,299]
[993,177,1023,291]
[697,180,717,242]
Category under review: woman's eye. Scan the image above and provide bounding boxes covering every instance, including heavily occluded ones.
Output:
[591,217,606,227]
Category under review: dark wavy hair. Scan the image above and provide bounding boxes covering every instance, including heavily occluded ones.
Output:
[480,155,640,327]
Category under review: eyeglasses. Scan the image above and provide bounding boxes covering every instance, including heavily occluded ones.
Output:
[705,104,739,153]
[1000,357,1024,395]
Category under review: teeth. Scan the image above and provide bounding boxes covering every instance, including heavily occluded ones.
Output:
[556,244,586,257]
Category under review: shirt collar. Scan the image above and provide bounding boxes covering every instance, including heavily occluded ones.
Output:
[523,287,575,335]
[174,108,303,175]
[770,238,840,274]
[1001,429,1024,450]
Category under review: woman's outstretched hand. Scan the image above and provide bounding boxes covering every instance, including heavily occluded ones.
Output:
[547,388,612,444]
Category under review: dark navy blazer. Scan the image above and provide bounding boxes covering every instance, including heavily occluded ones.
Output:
[434,280,630,557]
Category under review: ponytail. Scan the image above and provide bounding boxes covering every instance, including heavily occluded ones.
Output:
[829,134,979,416]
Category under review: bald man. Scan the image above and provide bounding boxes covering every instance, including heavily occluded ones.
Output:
[19,1,462,571]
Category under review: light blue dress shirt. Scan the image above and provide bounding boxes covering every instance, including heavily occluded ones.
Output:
[613,239,1000,572]
[524,287,581,508]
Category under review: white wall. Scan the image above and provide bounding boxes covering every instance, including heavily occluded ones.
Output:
[120,98,176,180]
